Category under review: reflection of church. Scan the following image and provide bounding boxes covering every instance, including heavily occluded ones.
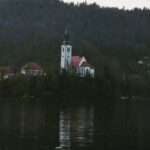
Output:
[60,29,95,77]
[59,106,94,149]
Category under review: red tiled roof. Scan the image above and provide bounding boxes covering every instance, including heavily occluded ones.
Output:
[22,63,43,70]
[0,66,15,73]
[72,56,81,66]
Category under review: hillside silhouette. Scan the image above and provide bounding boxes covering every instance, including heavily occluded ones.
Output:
[0,0,149,76]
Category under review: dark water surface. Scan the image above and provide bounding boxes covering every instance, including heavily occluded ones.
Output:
[0,98,150,150]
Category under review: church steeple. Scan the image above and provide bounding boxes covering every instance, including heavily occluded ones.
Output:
[63,27,70,44]
[61,27,72,73]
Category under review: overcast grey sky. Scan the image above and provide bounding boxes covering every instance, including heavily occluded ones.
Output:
[63,0,150,9]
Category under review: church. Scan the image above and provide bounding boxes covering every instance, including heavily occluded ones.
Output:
[60,29,95,77]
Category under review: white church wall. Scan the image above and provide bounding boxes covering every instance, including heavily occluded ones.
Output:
[60,44,72,71]
[79,67,84,77]
[60,45,65,69]
[78,66,91,77]
[66,45,72,68]
[84,67,91,77]
[90,69,95,77]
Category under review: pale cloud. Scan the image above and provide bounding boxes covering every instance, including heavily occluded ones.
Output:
[63,0,150,9]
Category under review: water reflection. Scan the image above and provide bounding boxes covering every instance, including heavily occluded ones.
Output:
[0,99,59,150]
[0,98,150,150]
[59,106,94,149]
[59,111,71,149]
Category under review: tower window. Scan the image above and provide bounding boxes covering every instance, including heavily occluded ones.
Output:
[67,48,70,52]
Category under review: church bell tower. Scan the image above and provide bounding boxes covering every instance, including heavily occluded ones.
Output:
[60,28,72,73]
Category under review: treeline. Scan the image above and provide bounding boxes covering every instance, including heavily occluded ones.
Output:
[0,72,115,97]
[0,67,150,98]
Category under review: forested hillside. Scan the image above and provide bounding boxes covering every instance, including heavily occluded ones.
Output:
[0,0,150,76]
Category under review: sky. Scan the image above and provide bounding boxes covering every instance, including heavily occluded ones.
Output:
[63,0,150,9]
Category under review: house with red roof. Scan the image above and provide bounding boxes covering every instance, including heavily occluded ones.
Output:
[0,66,15,79]
[21,63,44,76]
[60,29,95,77]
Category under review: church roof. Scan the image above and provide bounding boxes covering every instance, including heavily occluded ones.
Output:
[21,63,43,70]
[72,56,81,66]
[72,56,94,68]
[80,62,91,67]
[80,61,94,69]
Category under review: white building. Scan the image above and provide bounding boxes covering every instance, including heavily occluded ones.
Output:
[137,60,144,65]
[60,28,72,73]
[72,56,95,77]
[0,66,15,79]
[60,29,95,77]
[21,62,44,76]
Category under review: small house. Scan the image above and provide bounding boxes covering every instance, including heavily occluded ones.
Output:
[21,63,44,76]
[0,66,15,79]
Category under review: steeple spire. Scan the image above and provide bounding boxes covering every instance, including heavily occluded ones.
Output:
[63,27,70,44]
[65,26,68,34]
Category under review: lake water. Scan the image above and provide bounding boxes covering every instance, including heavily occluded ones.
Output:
[0,97,149,150]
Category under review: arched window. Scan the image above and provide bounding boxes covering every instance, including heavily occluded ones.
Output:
[67,48,70,52]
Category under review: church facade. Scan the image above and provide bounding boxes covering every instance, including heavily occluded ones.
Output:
[60,29,95,77]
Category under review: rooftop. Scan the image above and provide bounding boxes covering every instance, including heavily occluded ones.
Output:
[80,61,94,69]
[72,56,81,66]
[21,63,43,70]
[0,66,15,73]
